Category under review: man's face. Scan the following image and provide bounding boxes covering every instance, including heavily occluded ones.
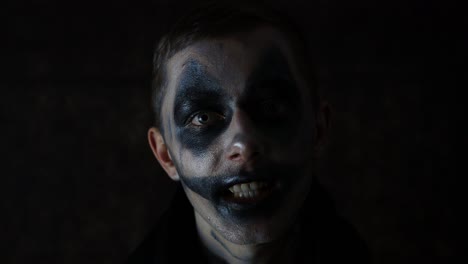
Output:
[156,27,320,244]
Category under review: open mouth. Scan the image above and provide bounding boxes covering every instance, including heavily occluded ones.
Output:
[222,180,276,204]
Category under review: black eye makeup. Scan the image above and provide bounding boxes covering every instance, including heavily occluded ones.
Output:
[173,59,232,154]
[171,47,307,154]
[259,99,289,119]
[186,110,226,127]
[242,48,304,126]
[173,59,229,127]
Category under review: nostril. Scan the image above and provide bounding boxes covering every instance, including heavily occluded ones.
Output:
[227,138,263,162]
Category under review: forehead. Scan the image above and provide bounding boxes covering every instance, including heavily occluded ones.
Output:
[165,26,300,95]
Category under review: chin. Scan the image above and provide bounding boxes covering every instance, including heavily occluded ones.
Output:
[185,175,311,245]
[217,215,293,245]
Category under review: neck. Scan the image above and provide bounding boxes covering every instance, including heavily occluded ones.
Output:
[194,211,299,264]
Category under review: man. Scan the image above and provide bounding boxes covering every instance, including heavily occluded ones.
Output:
[128,2,369,263]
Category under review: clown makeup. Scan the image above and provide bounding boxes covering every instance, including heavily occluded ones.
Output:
[172,51,306,221]
[153,26,321,246]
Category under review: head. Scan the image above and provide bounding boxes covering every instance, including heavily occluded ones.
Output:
[148,2,330,245]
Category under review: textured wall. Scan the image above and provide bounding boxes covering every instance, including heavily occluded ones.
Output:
[3,0,461,263]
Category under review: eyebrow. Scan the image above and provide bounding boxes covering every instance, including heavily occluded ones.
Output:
[173,59,226,121]
[176,59,224,97]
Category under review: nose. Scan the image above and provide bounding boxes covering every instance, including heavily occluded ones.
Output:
[226,110,263,167]
[227,136,261,162]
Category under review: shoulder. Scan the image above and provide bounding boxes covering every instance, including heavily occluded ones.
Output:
[298,183,371,263]
[125,205,172,264]
[125,189,208,264]
[296,215,371,264]
[315,213,371,263]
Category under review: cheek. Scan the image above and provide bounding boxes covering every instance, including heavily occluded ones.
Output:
[175,122,229,157]
[176,139,226,176]
[267,118,315,162]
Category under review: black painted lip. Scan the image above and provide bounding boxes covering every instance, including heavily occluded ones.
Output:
[209,164,298,217]
[214,173,278,204]
[223,176,274,189]
[219,173,278,191]
[223,181,276,201]
[219,186,282,214]
[218,177,284,212]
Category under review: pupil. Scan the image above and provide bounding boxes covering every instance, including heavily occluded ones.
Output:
[199,114,209,122]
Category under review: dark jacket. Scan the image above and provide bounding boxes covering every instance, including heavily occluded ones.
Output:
[126,186,370,263]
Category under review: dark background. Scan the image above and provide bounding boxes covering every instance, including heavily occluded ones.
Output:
[3,0,463,263]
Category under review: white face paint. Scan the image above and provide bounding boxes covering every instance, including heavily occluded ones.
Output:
[159,26,319,245]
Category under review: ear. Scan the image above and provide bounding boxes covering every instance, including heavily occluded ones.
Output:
[148,127,179,181]
[313,100,331,158]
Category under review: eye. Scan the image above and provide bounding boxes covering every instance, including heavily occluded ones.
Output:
[261,99,287,117]
[189,111,225,126]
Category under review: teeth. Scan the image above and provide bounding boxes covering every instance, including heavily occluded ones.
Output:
[228,181,269,198]
[249,182,259,190]
[233,185,241,192]
[233,190,262,198]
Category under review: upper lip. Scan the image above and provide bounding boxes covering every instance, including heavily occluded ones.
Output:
[221,172,276,190]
